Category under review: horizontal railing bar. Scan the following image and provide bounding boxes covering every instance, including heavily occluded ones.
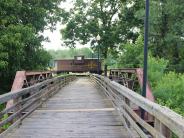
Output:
[119,106,148,138]
[119,97,164,138]
[91,75,148,137]
[0,89,40,118]
[0,75,76,133]
[0,96,40,128]
[91,76,135,137]
[0,76,69,104]
[110,81,184,137]
[91,74,184,138]
[0,83,57,118]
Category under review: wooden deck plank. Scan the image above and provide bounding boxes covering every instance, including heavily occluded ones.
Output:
[5,77,139,138]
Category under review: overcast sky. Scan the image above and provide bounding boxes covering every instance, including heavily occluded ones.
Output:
[42,23,63,50]
[42,0,90,51]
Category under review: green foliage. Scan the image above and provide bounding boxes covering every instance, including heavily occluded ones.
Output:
[118,35,144,68]
[60,0,143,75]
[59,0,148,76]
[61,0,123,50]
[104,54,118,69]
[149,0,184,72]
[0,114,10,130]
[119,0,144,43]
[117,34,184,115]
[154,72,184,116]
[0,104,5,112]
[0,0,62,93]
[147,56,169,88]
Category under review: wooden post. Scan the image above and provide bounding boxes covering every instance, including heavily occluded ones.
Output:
[124,97,131,127]
[13,97,22,122]
[154,118,172,138]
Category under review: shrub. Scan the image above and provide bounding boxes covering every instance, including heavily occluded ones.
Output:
[0,114,11,132]
[153,72,184,115]
[118,35,143,68]
[117,34,184,116]
[147,56,184,115]
[0,104,5,111]
[147,55,169,88]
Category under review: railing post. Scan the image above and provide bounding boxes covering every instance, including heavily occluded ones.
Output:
[59,78,62,90]
[13,97,22,122]
[41,85,49,108]
[64,76,66,86]
[123,97,131,128]
[154,118,172,138]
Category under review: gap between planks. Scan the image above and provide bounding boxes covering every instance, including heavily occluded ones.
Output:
[36,108,115,112]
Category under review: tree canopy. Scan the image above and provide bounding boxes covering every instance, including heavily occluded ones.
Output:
[60,0,184,73]
[0,0,63,93]
[60,0,144,75]
[149,0,184,72]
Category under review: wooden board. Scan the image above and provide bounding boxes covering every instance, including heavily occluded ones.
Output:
[5,77,139,138]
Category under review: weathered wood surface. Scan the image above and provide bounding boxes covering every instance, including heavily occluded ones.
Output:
[4,77,139,138]
[91,74,184,138]
[0,75,74,132]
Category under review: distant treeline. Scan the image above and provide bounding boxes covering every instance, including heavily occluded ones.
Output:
[48,48,98,60]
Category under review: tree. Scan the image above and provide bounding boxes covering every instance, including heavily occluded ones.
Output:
[61,0,128,76]
[116,0,184,73]
[0,0,62,93]
[149,0,184,72]
[60,0,146,75]
[118,35,144,68]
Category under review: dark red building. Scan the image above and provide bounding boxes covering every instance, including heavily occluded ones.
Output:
[54,56,101,73]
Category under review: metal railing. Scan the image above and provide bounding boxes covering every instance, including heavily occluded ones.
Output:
[90,74,184,138]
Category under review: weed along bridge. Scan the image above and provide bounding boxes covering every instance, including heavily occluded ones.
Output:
[0,73,184,138]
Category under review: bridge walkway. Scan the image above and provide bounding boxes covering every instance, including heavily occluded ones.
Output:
[6,77,139,138]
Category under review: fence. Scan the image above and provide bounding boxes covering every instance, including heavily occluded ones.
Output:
[91,74,184,138]
[0,75,76,135]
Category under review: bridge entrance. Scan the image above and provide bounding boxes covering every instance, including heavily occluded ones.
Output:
[5,77,138,138]
[1,74,184,138]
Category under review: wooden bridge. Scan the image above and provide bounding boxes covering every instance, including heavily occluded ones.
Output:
[0,74,184,138]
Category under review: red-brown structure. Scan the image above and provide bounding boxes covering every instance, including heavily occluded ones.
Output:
[6,71,52,109]
[109,68,154,101]
[54,56,102,73]
[109,68,154,123]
